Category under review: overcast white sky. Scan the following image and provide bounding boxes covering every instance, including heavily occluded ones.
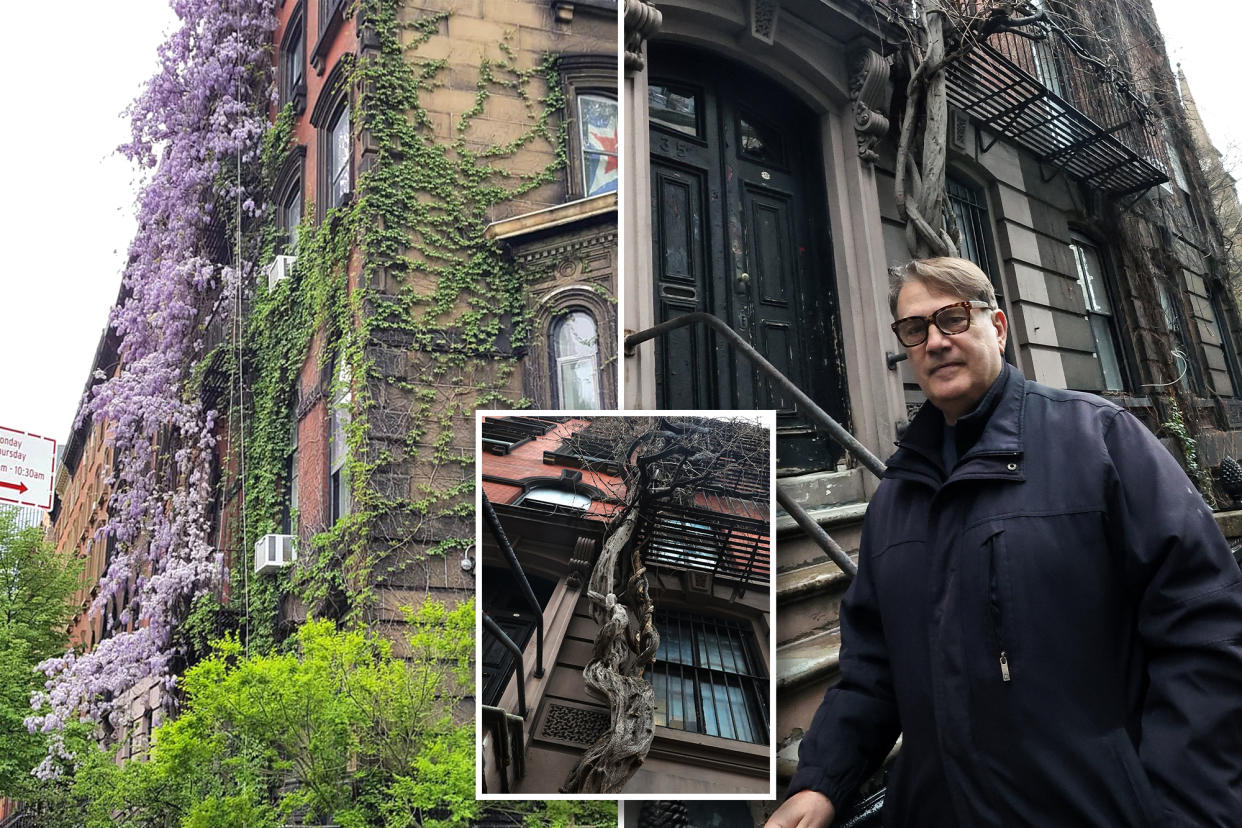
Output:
[0,2,177,448]
[0,2,1237,451]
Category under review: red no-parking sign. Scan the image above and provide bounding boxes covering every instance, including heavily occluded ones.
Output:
[0,425,56,511]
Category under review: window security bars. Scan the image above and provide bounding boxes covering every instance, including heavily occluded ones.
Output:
[646,609,768,745]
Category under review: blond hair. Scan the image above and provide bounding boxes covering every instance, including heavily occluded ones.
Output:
[888,257,997,317]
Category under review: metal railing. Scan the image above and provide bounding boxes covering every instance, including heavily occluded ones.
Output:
[480,493,545,679]
[625,313,887,479]
[625,312,887,576]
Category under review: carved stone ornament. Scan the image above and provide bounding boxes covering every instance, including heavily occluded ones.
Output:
[567,535,598,590]
[624,0,663,74]
[749,0,780,46]
[849,47,892,164]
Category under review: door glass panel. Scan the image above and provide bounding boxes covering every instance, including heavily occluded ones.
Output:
[738,114,785,165]
[649,84,699,136]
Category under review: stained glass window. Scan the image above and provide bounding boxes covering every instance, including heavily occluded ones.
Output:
[579,95,618,197]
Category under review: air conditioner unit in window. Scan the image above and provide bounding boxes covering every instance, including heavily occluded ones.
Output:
[263,255,297,290]
[254,533,296,575]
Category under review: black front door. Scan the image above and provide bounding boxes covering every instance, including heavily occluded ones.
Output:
[648,46,848,474]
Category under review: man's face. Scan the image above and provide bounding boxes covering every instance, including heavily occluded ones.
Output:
[895,279,1007,425]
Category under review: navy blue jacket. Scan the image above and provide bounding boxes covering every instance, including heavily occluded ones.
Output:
[790,365,1242,826]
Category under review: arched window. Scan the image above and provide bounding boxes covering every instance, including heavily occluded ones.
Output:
[551,310,600,410]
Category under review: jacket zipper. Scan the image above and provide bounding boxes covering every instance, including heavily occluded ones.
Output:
[989,535,1011,684]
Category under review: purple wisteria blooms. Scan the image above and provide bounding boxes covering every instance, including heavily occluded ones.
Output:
[28,0,275,775]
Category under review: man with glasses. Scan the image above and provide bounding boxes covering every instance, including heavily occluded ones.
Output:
[767,257,1242,827]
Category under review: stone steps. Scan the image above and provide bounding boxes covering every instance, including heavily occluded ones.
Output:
[773,471,870,764]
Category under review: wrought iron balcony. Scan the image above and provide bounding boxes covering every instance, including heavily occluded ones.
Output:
[637,500,770,591]
[946,17,1169,195]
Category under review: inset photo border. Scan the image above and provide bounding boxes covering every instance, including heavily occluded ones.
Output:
[475,411,777,800]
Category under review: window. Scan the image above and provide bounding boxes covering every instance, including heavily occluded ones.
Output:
[1069,236,1125,391]
[311,62,351,220]
[551,310,600,410]
[516,486,592,512]
[558,54,617,200]
[281,180,302,254]
[1208,284,1242,396]
[947,175,1012,364]
[1027,0,1066,98]
[578,94,618,197]
[647,610,767,744]
[1156,279,1202,393]
[279,4,306,113]
[946,177,999,286]
[330,357,351,522]
[273,147,306,254]
[326,102,351,212]
[646,517,716,570]
[318,0,342,37]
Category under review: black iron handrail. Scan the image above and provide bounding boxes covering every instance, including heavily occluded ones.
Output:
[482,613,528,719]
[776,487,858,578]
[625,312,887,479]
[481,492,544,679]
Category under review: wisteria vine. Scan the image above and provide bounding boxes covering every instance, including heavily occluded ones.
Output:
[27,0,275,774]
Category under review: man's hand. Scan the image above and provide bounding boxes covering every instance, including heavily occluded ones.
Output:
[764,790,836,828]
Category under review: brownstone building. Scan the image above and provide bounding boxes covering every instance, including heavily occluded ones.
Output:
[221,0,621,637]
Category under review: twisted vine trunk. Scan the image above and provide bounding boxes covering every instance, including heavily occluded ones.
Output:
[896,0,958,258]
[560,505,659,793]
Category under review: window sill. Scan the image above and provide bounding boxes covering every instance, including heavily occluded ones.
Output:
[648,724,771,777]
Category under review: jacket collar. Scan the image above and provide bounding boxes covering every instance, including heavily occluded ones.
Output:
[887,362,1027,485]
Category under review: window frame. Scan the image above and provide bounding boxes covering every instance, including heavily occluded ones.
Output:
[1207,280,1242,397]
[310,60,352,221]
[646,608,769,745]
[944,172,1016,367]
[283,391,300,536]
[575,92,619,198]
[1068,233,1130,392]
[1156,276,1204,394]
[558,54,618,200]
[550,308,602,410]
[273,146,306,256]
[279,1,307,114]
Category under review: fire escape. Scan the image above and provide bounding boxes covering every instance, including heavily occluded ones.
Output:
[945,9,1169,196]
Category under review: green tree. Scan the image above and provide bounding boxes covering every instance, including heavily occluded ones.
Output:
[0,507,80,798]
[23,598,615,827]
[33,601,479,827]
